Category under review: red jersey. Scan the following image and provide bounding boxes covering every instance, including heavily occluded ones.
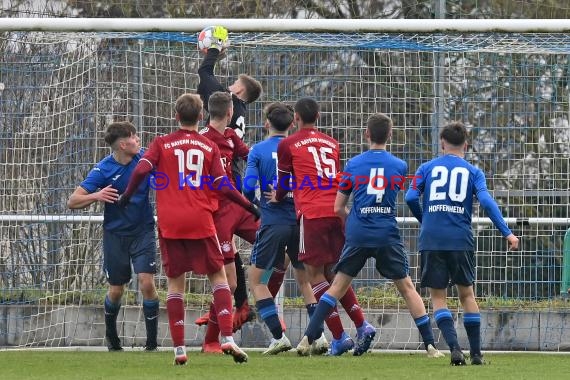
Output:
[277,127,340,219]
[142,129,226,239]
[199,125,249,186]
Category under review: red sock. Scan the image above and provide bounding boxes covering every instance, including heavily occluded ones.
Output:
[339,286,364,328]
[313,281,344,340]
[268,268,286,298]
[212,283,233,337]
[166,293,185,347]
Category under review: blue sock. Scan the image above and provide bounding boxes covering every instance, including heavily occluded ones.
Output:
[463,312,481,356]
[305,293,336,343]
[434,309,459,351]
[104,295,121,338]
[306,303,318,318]
[256,298,282,340]
[143,299,159,347]
[414,314,435,350]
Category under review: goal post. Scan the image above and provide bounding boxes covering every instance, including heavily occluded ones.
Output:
[1,18,570,351]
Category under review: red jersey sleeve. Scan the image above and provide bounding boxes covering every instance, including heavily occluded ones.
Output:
[142,136,162,168]
[209,145,226,180]
[230,129,249,160]
[277,138,293,174]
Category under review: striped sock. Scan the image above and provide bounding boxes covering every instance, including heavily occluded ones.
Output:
[434,308,459,351]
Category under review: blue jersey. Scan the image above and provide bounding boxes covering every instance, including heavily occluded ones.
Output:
[244,135,296,226]
[339,149,406,247]
[405,154,511,251]
[81,149,154,236]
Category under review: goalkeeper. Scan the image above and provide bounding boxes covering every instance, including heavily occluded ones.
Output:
[195,26,263,336]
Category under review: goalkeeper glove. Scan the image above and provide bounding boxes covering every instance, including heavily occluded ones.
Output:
[210,26,229,51]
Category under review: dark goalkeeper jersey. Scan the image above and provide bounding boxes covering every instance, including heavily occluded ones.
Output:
[197,48,248,138]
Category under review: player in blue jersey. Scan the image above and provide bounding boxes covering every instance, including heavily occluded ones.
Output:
[405,121,519,365]
[243,102,328,355]
[67,121,159,351]
[297,113,444,358]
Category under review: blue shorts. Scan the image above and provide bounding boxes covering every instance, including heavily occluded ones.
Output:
[334,242,409,280]
[250,224,303,271]
[103,229,157,286]
[420,250,475,289]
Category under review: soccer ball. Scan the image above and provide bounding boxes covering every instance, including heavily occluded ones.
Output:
[197,26,228,54]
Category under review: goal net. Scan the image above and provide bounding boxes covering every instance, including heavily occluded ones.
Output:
[1,21,570,351]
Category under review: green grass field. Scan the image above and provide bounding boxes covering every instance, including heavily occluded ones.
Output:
[2,350,570,380]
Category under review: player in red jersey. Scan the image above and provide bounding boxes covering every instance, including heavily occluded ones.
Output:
[198,91,264,352]
[273,97,370,356]
[118,93,259,365]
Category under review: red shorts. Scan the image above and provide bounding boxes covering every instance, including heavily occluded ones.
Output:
[299,216,345,267]
[214,199,260,260]
[159,232,224,278]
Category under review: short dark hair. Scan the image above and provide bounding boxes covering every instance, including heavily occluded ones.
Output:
[440,121,468,146]
[264,102,294,132]
[104,121,136,147]
[208,91,232,119]
[238,74,262,103]
[294,97,319,124]
[367,113,392,144]
[175,93,203,125]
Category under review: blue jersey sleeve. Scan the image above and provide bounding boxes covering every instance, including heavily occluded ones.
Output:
[405,165,424,223]
[474,169,512,237]
[337,159,354,196]
[243,147,259,202]
[80,166,106,194]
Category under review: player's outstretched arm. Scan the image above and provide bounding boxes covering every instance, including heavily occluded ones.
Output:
[506,234,519,251]
[197,27,228,106]
[334,192,350,221]
[67,185,118,209]
[404,167,424,223]
[215,176,260,220]
[404,188,423,223]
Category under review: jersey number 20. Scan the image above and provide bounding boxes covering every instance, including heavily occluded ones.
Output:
[429,166,469,202]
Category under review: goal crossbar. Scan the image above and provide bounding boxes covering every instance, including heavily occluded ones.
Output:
[1,18,570,33]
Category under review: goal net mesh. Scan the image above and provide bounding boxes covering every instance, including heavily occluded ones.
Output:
[1,30,569,350]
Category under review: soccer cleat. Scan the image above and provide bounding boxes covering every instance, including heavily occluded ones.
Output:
[232,303,256,332]
[450,347,466,366]
[296,335,313,356]
[311,333,329,355]
[353,321,376,356]
[194,311,210,326]
[144,344,159,352]
[262,335,292,355]
[105,335,123,352]
[220,338,248,363]
[201,340,223,354]
[470,353,485,365]
[173,346,187,365]
[426,344,445,358]
[328,332,354,356]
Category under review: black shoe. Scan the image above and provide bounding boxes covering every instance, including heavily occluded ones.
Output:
[106,335,123,352]
[450,347,466,366]
[144,344,159,352]
[470,353,485,365]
